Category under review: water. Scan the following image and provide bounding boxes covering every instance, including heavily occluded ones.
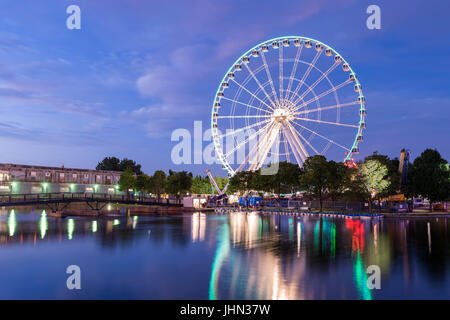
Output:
[0,209,449,299]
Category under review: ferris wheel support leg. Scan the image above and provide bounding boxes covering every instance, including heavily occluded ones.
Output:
[282,125,306,164]
[253,123,282,171]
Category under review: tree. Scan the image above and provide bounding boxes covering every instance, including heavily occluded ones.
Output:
[364,152,400,197]
[135,174,152,197]
[150,170,167,201]
[326,160,350,201]
[355,159,391,213]
[96,157,142,175]
[255,161,302,204]
[96,156,121,171]
[191,175,213,194]
[229,171,256,195]
[118,168,136,199]
[119,158,142,175]
[298,155,330,212]
[166,170,193,199]
[409,149,450,212]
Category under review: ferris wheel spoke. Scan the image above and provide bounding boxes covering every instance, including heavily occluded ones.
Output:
[281,131,291,163]
[217,118,271,139]
[292,101,359,116]
[224,121,272,159]
[230,78,275,111]
[247,122,274,171]
[216,115,271,119]
[261,51,280,106]
[285,45,303,101]
[279,45,284,101]
[287,121,320,155]
[291,119,351,152]
[292,79,352,112]
[221,97,272,114]
[250,122,282,171]
[285,122,309,160]
[295,62,339,104]
[292,116,359,128]
[282,124,307,164]
[243,63,277,108]
[288,50,322,104]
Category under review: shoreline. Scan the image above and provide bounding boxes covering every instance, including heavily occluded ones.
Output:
[215,207,450,218]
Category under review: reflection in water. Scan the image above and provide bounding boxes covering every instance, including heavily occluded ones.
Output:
[92,220,98,233]
[67,218,74,240]
[209,223,230,300]
[0,210,450,299]
[191,213,206,242]
[39,211,48,239]
[8,210,16,237]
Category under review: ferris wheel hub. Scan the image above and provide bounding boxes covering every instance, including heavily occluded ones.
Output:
[271,108,292,122]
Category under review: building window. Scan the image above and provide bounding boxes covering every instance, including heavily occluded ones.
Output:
[72,173,77,181]
[0,173,9,182]
[95,175,102,183]
[59,173,65,183]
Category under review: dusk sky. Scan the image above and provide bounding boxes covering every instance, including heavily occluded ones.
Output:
[0,0,449,176]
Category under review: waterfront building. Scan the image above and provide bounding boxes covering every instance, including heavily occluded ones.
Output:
[0,163,122,194]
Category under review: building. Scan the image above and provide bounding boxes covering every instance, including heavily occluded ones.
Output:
[0,163,122,194]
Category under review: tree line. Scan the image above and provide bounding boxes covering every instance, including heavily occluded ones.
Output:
[228,149,450,212]
[96,149,450,211]
[96,157,228,199]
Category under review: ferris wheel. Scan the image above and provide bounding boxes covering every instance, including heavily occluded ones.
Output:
[211,36,366,177]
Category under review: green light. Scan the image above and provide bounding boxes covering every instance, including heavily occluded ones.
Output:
[67,219,75,240]
[208,223,230,300]
[94,184,99,192]
[39,211,48,239]
[10,181,17,188]
[115,185,119,190]
[70,184,75,191]
[113,219,120,226]
[353,252,373,300]
[42,182,49,192]
[92,221,98,233]
[8,209,16,237]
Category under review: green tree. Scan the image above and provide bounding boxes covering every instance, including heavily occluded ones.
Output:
[118,168,136,199]
[191,175,214,194]
[150,170,167,201]
[255,161,302,204]
[355,159,391,213]
[135,174,152,197]
[166,170,193,199]
[298,155,330,212]
[364,152,400,197]
[119,158,142,175]
[409,149,450,212]
[96,156,121,171]
[326,160,350,201]
[96,157,143,175]
[229,170,256,195]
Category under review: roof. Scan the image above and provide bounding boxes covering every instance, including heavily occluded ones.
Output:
[0,163,122,174]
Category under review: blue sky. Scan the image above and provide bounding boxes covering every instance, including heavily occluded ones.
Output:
[0,0,449,175]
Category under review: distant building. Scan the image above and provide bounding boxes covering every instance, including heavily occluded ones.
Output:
[0,163,122,194]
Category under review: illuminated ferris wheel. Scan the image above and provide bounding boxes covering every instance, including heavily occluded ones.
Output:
[211,36,366,177]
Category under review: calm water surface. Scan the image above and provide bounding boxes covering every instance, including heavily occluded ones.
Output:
[0,209,449,299]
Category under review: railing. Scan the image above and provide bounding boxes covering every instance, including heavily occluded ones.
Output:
[0,192,182,205]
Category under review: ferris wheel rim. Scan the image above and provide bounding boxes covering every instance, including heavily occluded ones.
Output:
[211,36,366,177]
